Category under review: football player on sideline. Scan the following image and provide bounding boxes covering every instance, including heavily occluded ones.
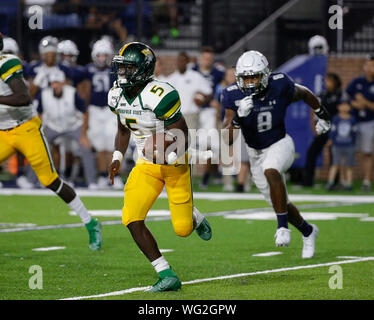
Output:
[222,51,331,258]
[81,39,123,189]
[108,42,212,292]
[0,34,102,250]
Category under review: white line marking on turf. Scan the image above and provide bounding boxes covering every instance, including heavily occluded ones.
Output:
[1,188,374,203]
[69,209,170,217]
[160,249,174,253]
[360,217,374,222]
[0,223,36,227]
[225,212,369,221]
[336,256,365,259]
[32,246,66,252]
[2,203,372,233]
[252,251,283,257]
[0,220,123,233]
[60,256,374,300]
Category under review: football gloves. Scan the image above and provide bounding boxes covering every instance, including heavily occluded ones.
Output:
[314,105,331,135]
[237,95,254,117]
[315,119,331,135]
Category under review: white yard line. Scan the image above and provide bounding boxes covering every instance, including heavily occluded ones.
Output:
[60,256,374,300]
[252,251,283,257]
[1,188,374,203]
[1,202,372,233]
[32,246,66,252]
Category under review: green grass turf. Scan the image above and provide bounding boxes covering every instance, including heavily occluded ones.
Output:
[193,179,374,195]
[0,195,273,226]
[0,193,373,300]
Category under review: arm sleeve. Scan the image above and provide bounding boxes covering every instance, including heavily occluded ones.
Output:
[221,88,236,111]
[74,92,87,113]
[0,57,23,83]
[281,73,296,105]
[107,87,122,115]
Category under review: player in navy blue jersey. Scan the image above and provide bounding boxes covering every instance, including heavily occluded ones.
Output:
[79,39,122,189]
[222,51,331,258]
[27,36,78,99]
[57,39,87,87]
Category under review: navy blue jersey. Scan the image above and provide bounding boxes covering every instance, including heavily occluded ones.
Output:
[329,114,357,147]
[83,63,115,107]
[345,76,374,122]
[59,61,87,86]
[221,73,295,149]
[25,61,73,80]
[192,63,225,108]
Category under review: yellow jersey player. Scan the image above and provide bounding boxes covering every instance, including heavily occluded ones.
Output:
[0,33,102,250]
[108,42,212,292]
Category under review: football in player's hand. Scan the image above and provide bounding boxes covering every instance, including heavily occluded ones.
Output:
[143,132,176,164]
[193,92,206,106]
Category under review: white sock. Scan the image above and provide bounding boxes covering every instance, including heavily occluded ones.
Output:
[151,256,170,273]
[193,206,204,229]
[68,196,91,224]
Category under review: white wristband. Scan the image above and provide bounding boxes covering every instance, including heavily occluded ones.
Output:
[112,150,123,164]
[167,151,178,165]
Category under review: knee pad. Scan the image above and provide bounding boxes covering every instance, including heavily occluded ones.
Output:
[173,222,193,237]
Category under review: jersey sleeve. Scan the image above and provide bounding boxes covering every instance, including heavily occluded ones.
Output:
[279,73,296,105]
[0,56,23,83]
[220,87,236,111]
[107,86,122,115]
[153,89,182,125]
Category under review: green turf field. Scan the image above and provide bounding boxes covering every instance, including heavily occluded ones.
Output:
[0,185,374,300]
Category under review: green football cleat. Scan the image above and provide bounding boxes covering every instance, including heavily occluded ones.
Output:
[146,268,182,292]
[195,218,212,241]
[85,218,102,250]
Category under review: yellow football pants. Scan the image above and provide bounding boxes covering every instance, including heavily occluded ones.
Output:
[0,116,58,186]
[122,158,194,237]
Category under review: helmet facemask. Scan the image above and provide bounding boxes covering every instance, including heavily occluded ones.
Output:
[112,54,154,88]
[236,67,270,95]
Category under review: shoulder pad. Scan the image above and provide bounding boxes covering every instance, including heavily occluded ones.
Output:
[226,84,239,92]
[272,73,285,81]
[108,86,122,108]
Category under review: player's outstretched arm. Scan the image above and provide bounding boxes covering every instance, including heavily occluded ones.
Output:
[0,77,30,106]
[292,84,321,110]
[109,116,131,185]
[222,109,240,145]
[292,84,331,134]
